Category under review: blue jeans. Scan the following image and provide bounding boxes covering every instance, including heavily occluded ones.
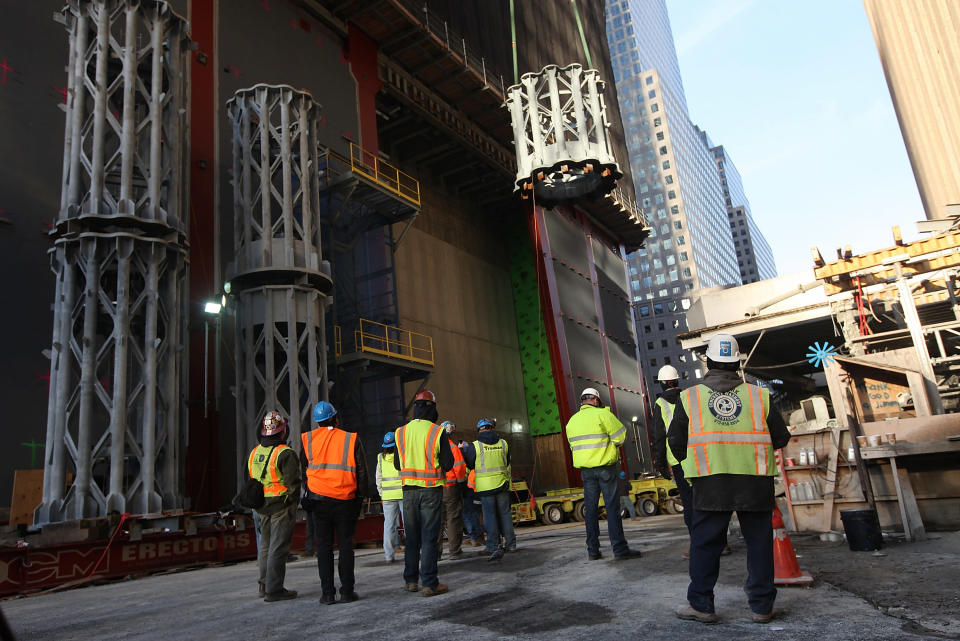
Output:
[480,489,516,553]
[382,499,401,561]
[688,508,775,615]
[462,490,483,540]
[581,463,628,556]
[620,496,637,518]
[401,486,442,589]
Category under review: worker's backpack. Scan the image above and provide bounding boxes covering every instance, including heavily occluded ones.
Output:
[234,445,276,510]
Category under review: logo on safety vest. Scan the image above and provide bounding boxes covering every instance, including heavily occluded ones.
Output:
[707,391,742,423]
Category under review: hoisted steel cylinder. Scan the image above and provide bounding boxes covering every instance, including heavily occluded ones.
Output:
[505,64,622,206]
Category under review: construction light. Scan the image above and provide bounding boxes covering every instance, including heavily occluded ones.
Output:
[203,301,222,315]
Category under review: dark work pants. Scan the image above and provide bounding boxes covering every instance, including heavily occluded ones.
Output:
[671,464,693,532]
[402,485,442,590]
[581,463,628,557]
[308,498,358,597]
[687,508,776,615]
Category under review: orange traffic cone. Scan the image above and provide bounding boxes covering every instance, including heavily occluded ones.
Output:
[772,507,813,585]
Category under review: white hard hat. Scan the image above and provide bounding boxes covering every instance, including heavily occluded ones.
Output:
[580,387,600,400]
[706,333,741,363]
[656,365,679,382]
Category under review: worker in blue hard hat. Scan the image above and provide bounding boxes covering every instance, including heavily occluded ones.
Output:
[376,431,403,564]
[462,418,516,562]
[300,400,369,605]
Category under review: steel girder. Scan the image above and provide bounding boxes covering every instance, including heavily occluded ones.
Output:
[39,0,191,525]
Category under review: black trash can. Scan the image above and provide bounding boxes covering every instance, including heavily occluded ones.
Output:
[840,508,883,551]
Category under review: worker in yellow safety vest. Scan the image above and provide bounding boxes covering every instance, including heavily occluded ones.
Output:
[463,418,515,562]
[300,401,369,605]
[564,388,642,562]
[248,410,301,602]
[393,390,453,597]
[668,333,790,625]
[377,431,403,565]
[651,365,693,535]
[436,421,467,560]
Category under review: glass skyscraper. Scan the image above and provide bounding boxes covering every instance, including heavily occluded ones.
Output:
[606,0,773,388]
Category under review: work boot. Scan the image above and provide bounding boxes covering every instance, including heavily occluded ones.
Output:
[319,593,336,605]
[488,547,504,563]
[752,611,775,624]
[405,583,419,593]
[472,536,485,547]
[675,605,719,624]
[338,589,360,603]
[447,550,464,559]
[588,552,603,561]
[421,583,448,597]
[264,588,298,602]
[614,548,642,561]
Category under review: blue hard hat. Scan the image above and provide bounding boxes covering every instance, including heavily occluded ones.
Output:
[477,418,495,431]
[312,401,338,423]
[382,432,395,448]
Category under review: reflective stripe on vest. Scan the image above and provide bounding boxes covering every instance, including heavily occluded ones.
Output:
[679,383,775,479]
[445,440,467,486]
[301,427,358,500]
[564,405,624,468]
[379,452,403,501]
[395,420,444,487]
[473,439,509,492]
[248,444,290,497]
[656,397,679,467]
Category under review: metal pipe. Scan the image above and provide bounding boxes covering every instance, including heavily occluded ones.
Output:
[148,13,163,217]
[89,4,109,213]
[140,253,160,512]
[204,315,209,419]
[74,241,101,518]
[118,6,138,207]
[106,240,132,513]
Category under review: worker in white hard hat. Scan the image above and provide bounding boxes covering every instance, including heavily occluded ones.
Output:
[668,333,790,624]
[563,387,642,561]
[650,365,691,522]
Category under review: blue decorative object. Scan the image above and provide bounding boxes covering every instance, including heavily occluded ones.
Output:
[806,342,838,368]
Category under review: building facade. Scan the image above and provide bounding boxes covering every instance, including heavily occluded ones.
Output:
[606,0,741,388]
[710,141,776,283]
[862,0,960,221]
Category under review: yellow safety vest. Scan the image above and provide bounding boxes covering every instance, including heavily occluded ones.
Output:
[564,405,626,468]
[473,439,510,492]
[655,396,679,467]
[378,451,403,501]
[395,419,444,488]
[679,383,776,479]
[247,444,291,497]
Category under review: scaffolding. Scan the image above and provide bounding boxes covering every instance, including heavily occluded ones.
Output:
[38,0,191,524]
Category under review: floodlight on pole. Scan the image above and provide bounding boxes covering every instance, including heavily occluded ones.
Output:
[203,301,222,315]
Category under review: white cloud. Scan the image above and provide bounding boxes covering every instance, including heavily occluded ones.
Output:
[672,0,759,55]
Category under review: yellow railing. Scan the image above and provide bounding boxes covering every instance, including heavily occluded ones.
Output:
[321,142,421,208]
[353,318,434,366]
[334,325,342,358]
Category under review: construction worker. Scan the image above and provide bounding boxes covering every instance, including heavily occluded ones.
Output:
[668,333,790,624]
[300,401,369,605]
[437,421,467,559]
[651,365,692,533]
[462,418,516,562]
[564,388,642,561]
[248,410,301,602]
[460,447,485,547]
[393,390,453,597]
[376,432,403,564]
[618,471,637,520]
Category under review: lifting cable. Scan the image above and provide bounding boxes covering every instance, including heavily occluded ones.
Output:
[570,0,593,69]
[509,0,519,85]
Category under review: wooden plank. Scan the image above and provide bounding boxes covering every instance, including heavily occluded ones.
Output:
[820,425,842,532]
[893,462,927,541]
[9,469,43,525]
[860,440,960,459]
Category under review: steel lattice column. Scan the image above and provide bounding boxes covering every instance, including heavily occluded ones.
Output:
[227,85,332,483]
[38,0,190,524]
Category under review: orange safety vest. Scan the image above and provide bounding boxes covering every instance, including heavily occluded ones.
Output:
[467,468,476,491]
[247,444,291,497]
[395,419,445,487]
[445,439,467,486]
[301,426,358,500]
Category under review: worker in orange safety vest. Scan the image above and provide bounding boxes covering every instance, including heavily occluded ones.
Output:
[436,421,467,560]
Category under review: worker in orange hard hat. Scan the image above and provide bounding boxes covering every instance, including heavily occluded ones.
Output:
[248,410,301,602]
[393,390,453,597]
[669,334,790,624]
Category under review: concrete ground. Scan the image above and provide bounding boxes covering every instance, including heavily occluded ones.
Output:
[4,514,958,641]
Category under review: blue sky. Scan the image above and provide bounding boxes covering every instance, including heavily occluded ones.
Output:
[664,0,924,276]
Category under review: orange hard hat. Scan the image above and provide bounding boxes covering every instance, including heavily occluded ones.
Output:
[414,390,436,404]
